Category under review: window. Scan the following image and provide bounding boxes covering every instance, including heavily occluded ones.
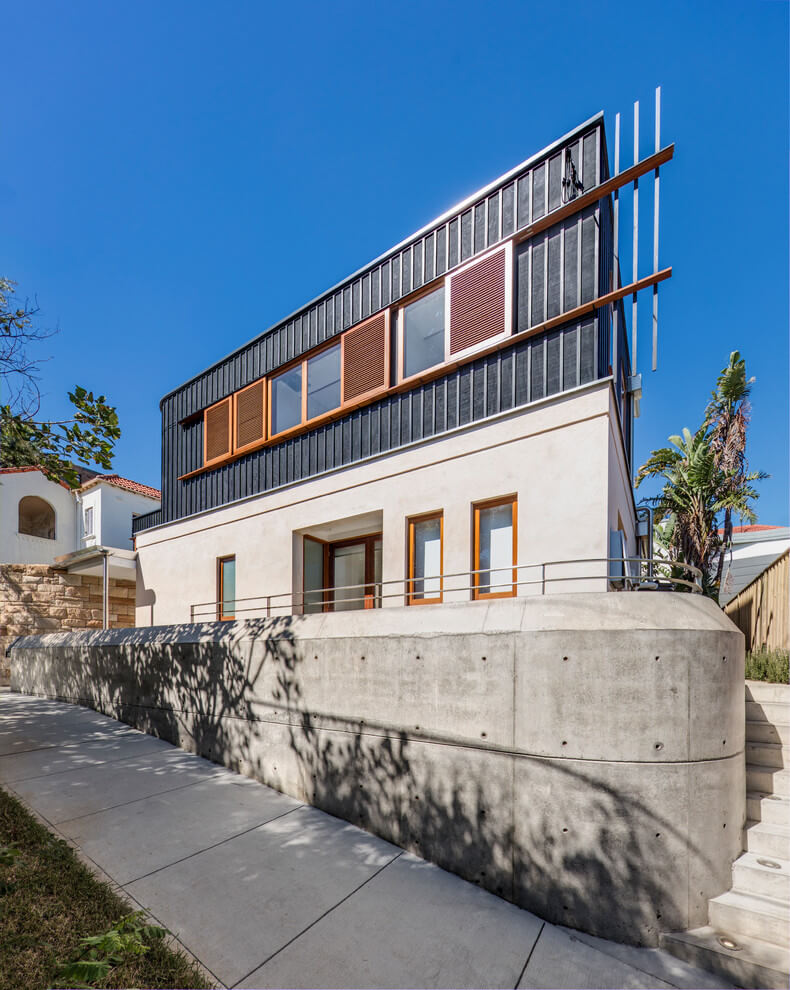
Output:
[307,343,341,420]
[18,497,56,540]
[407,512,443,604]
[217,556,236,621]
[84,506,94,537]
[473,496,517,599]
[270,365,303,437]
[303,536,327,614]
[401,286,446,379]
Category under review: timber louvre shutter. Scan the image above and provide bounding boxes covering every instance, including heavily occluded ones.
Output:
[204,397,232,466]
[342,311,390,404]
[448,245,509,356]
[234,379,265,454]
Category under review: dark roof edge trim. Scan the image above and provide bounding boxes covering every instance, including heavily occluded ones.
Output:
[160,110,605,409]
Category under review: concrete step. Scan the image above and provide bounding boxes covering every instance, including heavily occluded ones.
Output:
[746,700,790,728]
[747,681,790,705]
[747,765,790,797]
[747,741,790,770]
[660,926,790,990]
[747,719,790,746]
[732,851,790,901]
[748,791,790,827]
[708,889,790,948]
[745,820,790,861]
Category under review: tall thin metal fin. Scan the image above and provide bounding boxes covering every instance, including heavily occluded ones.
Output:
[632,100,639,372]
[652,86,661,371]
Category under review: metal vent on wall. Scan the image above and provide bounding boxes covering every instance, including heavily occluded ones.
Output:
[449,247,507,355]
[342,311,389,403]
[204,398,232,463]
[235,380,265,451]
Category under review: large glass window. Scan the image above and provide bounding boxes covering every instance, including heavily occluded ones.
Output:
[270,366,303,436]
[303,536,326,614]
[306,343,341,420]
[408,513,443,604]
[217,556,236,620]
[473,497,517,599]
[402,286,445,379]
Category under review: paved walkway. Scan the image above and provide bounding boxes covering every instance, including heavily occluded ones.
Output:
[1,692,734,990]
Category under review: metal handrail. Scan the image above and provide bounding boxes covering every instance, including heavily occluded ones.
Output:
[190,556,703,620]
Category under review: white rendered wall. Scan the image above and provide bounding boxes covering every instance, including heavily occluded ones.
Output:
[95,486,159,550]
[0,471,77,565]
[137,382,633,626]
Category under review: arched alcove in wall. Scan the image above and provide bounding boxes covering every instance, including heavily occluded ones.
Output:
[18,496,56,540]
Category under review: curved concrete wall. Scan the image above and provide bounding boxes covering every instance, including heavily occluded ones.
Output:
[9,592,745,946]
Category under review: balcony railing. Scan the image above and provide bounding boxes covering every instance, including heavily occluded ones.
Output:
[132,508,163,535]
[189,556,703,622]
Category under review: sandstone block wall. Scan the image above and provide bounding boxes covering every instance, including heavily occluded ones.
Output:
[0,564,135,679]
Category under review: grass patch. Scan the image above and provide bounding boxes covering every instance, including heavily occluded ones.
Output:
[746,648,790,684]
[0,787,215,990]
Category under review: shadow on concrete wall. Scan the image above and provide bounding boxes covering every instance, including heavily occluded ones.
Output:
[15,619,725,946]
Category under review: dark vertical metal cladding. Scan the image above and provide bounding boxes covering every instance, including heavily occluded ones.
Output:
[460,210,473,261]
[488,193,499,245]
[502,183,515,236]
[517,175,530,229]
[141,117,618,529]
[474,202,486,254]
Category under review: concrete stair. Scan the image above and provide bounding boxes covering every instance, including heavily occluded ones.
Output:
[661,680,790,989]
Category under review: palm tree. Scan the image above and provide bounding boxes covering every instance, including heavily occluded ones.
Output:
[636,352,765,598]
[704,351,767,589]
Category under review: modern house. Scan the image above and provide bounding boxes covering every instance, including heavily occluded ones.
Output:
[133,110,672,625]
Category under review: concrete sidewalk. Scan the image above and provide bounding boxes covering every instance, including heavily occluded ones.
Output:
[1,692,734,990]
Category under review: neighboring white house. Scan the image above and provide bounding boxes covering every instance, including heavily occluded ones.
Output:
[719,524,790,606]
[0,467,160,568]
[77,475,162,551]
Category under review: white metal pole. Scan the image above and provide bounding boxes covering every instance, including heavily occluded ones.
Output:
[652,86,661,371]
[102,551,109,630]
[632,100,639,372]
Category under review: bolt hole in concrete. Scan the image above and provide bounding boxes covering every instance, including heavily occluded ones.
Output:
[656,833,661,838]
[562,827,569,833]
[561,740,567,746]
[722,656,727,662]
[562,655,568,661]
[654,742,663,750]
[482,656,487,661]
[481,732,487,738]
[655,655,660,661]
[722,823,727,829]
[757,859,782,869]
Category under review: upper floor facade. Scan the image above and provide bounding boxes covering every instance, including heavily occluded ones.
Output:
[134,112,655,539]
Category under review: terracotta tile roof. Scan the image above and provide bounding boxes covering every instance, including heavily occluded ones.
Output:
[719,524,784,534]
[80,474,161,500]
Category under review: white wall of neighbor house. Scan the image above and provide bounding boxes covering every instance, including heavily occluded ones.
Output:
[97,485,159,550]
[135,380,632,626]
[0,470,77,565]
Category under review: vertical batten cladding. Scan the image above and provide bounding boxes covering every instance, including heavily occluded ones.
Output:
[148,120,618,531]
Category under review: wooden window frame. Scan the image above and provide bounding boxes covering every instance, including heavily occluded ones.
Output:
[446,242,513,362]
[217,555,236,621]
[203,397,233,469]
[233,378,267,456]
[397,284,448,387]
[305,339,343,426]
[302,534,330,613]
[407,511,444,605]
[327,532,382,612]
[268,361,306,442]
[472,495,518,600]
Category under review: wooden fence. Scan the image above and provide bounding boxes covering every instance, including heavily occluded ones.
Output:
[724,550,789,652]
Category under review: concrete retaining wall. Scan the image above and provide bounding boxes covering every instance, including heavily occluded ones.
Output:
[9,592,745,946]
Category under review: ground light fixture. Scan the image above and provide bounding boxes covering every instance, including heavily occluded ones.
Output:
[717,936,741,951]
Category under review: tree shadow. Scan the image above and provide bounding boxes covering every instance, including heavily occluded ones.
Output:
[8,616,737,947]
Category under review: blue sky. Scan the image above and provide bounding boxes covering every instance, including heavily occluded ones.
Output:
[2,0,788,523]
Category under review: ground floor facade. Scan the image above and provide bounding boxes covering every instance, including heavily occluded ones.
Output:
[135,380,636,626]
